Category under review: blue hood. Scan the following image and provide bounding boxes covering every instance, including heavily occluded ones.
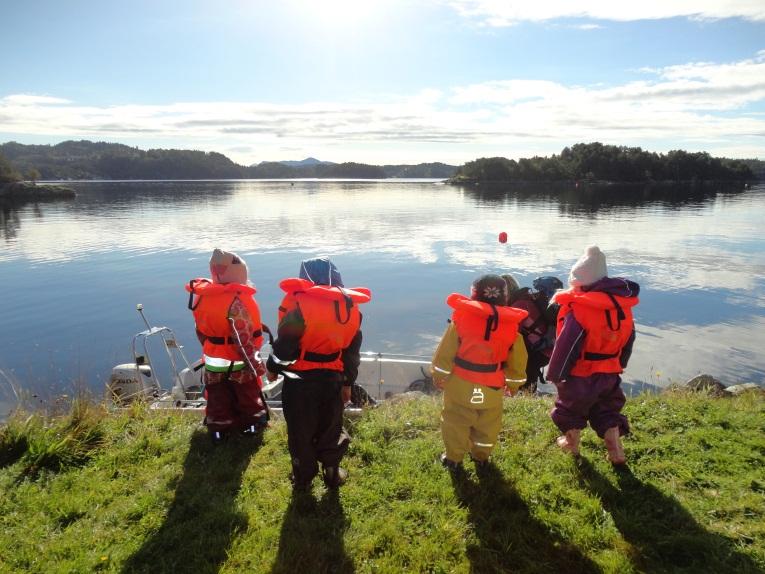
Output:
[299,257,344,287]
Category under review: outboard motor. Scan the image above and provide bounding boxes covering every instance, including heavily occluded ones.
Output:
[107,362,160,405]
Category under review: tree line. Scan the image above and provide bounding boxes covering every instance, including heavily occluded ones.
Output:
[0,141,457,181]
[453,143,758,183]
[2,140,761,184]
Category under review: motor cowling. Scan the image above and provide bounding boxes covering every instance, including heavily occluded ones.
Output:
[107,364,159,405]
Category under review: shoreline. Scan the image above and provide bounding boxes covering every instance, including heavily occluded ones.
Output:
[446,177,755,187]
[0,181,77,203]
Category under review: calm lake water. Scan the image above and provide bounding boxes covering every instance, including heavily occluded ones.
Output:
[2,179,764,412]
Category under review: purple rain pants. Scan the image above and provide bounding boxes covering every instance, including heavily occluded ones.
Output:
[550,373,630,438]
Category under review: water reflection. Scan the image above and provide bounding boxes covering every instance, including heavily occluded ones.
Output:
[457,181,748,215]
[0,180,763,394]
[1,204,21,240]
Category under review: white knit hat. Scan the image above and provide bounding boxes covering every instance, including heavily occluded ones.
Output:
[569,245,607,288]
[209,248,248,285]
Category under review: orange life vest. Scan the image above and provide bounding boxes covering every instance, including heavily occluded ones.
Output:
[278,278,371,372]
[555,290,638,377]
[186,278,263,370]
[447,293,528,388]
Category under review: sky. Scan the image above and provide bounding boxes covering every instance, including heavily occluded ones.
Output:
[1,0,764,165]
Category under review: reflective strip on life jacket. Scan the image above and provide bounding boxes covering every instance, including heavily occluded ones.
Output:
[204,355,246,372]
[269,353,296,366]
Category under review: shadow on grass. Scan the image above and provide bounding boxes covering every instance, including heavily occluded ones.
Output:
[577,459,762,573]
[451,464,601,574]
[122,429,263,574]
[271,489,354,574]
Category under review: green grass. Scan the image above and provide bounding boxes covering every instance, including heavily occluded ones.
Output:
[0,391,763,573]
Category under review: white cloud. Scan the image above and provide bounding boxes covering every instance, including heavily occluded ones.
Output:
[444,0,765,25]
[2,94,71,106]
[1,52,764,163]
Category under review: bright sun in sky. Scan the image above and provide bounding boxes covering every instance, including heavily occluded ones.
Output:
[285,0,384,27]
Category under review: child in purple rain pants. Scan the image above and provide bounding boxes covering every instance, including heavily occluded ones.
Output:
[546,245,640,465]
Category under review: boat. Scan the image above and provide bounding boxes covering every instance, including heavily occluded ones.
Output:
[106,305,434,415]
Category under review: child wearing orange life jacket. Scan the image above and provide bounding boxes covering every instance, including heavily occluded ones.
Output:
[186,249,269,445]
[547,246,640,465]
[431,274,528,470]
[266,257,369,491]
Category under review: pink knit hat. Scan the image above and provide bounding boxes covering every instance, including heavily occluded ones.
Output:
[569,245,607,288]
[209,248,248,285]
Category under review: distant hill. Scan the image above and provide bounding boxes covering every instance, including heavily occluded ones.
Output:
[0,141,244,180]
[274,157,336,168]
[0,141,457,181]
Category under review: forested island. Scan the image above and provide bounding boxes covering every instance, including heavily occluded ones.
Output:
[0,151,75,203]
[451,143,759,184]
[0,141,457,181]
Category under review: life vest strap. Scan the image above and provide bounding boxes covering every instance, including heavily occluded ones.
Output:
[204,329,262,345]
[483,305,499,341]
[302,350,341,363]
[583,351,620,361]
[604,293,626,331]
[188,280,201,310]
[334,291,354,325]
[454,356,500,373]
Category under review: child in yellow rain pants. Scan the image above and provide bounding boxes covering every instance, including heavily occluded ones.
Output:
[431,274,528,470]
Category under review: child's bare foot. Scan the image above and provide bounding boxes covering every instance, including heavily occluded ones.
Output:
[556,429,581,456]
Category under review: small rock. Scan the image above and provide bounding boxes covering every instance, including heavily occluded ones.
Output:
[723,383,764,396]
[684,374,726,396]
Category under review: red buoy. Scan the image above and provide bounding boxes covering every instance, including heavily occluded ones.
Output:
[498,231,508,244]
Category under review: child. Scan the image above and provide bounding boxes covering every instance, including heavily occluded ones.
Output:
[186,249,269,444]
[503,274,563,393]
[431,274,528,470]
[547,246,639,465]
[266,257,369,490]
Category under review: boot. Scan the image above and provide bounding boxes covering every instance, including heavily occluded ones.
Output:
[556,429,581,456]
[439,453,463,472]
[210,430,227,446]
[604,427,626,465]
[289,472,313,493]
[241,422,264,437]
[469,453,490,470]
[323,466,348,488]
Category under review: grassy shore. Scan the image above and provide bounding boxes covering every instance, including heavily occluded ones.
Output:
[1,391,763,573]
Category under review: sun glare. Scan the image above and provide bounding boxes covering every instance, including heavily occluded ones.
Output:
[287,0,385,27]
